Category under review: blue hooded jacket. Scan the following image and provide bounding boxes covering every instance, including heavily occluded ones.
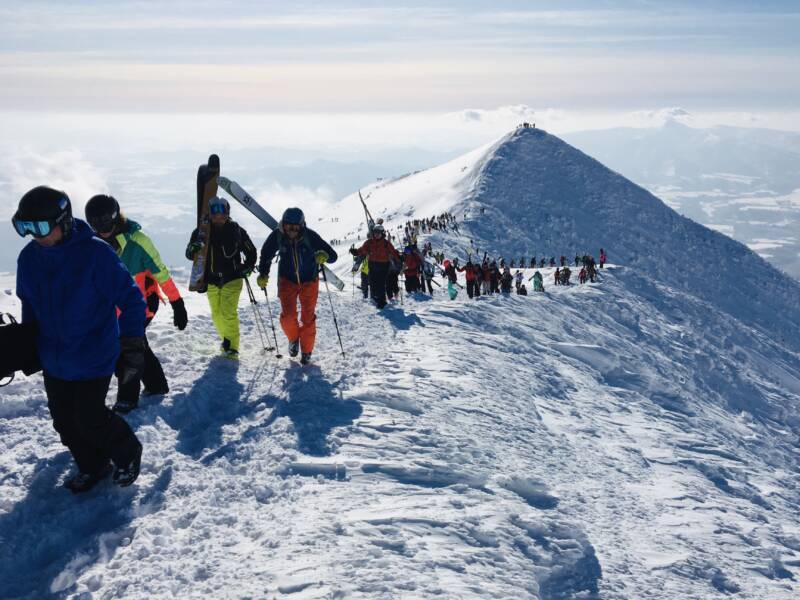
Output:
[16,219,146,381]
[258,227,337,284]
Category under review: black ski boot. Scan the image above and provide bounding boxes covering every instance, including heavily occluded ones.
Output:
[300,352,312,365]
[288,339,299,357]
[112,398,138,414]
[142,384,169,396]
[64,463,112,494]
[113,443,142,488]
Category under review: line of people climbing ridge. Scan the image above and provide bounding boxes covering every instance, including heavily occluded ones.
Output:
[400,212,459,246]
[349,220,606,306]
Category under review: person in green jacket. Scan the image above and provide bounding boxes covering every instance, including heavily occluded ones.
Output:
[531,270,545,293]
[86,194,188,413]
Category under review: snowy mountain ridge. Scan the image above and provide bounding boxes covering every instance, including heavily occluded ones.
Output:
[562,120,800,280]
[329,127,800,350]
[1,128,800,599]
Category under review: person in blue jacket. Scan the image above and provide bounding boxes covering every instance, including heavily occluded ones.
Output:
[13,186,147,494]
[257,207,336,364]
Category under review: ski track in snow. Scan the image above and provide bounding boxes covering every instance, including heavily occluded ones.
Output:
[1,264,799,599]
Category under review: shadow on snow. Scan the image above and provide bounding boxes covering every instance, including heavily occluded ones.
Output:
[188,359,362,463]
[278,363,362,457]
[0,453,142,597]
[377,305,424,331]
[162,356,256,459]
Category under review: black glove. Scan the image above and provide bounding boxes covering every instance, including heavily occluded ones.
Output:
[116,337,145,386]
[349,248,358,256]
[146,293,160,315]
[171,298,188,331]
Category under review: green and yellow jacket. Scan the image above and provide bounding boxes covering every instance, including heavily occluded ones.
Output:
[112,219,181,318]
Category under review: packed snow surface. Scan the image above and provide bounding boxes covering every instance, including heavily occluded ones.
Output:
[2,128,800,599]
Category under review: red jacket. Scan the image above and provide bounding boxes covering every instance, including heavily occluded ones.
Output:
[403,252,422,276]
[355,237,400,263]
[458,264,479,281]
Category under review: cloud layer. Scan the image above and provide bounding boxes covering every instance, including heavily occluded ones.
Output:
[1,2,798,112]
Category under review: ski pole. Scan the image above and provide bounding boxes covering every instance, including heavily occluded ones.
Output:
[244,277,272,352]
[320,267,346,358]
[261,284,283,358]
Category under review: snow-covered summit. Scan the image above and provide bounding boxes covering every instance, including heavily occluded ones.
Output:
[331,127,800,350]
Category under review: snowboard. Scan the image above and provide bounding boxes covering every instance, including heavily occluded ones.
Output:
[188,154,220,292]
[216,176,345,291]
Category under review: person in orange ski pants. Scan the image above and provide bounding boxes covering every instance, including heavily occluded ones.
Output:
[257,207,337,364]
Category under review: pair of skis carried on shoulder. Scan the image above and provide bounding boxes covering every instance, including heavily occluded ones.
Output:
[188,155,220,292]
[217,175,345,291]
[189,154,344,292]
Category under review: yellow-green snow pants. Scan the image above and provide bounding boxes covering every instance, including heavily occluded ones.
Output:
[206,278,243,351]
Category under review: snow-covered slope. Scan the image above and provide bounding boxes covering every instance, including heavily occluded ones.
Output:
[1,129,800,599]
[329,127,800,352]
[562,121,800,280]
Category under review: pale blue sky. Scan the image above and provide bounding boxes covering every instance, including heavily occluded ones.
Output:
[2,0,799,113]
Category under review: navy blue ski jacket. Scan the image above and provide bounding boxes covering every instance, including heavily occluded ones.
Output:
[258,228,337,284]
[16,219,146,381]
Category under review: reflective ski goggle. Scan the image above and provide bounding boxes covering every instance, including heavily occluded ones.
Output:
[12,217,55,238]
[209,203,227,215]
[87,213,117,234]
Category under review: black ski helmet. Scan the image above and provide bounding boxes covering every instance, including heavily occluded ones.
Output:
[85,194,121,234]
[13,186,73,238]
[280,207,305,232]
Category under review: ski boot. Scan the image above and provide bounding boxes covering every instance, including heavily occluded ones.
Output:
[300,352,312,365]
[64,463,113,494]
[288,339,299,358]
[112,398,138,414]
[113,443,142,488]
[142,383,169,396]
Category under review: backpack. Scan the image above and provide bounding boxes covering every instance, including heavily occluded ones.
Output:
[0,314,41,386]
